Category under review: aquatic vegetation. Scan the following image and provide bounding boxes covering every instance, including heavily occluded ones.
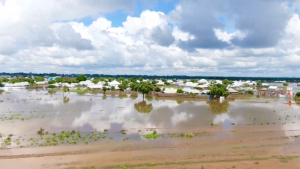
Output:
[265,101,270,103]
[231,123,235,125]
[143,130,161,139]
[120,164,127,169]
[121,130,126,135]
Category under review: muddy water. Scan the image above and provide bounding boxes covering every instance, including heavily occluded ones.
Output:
[1,90,300,148]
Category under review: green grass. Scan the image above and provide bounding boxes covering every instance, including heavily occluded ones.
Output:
[143,130,161,139]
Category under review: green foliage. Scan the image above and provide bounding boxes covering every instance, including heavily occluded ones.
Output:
[111,86,116,91]
[222,79,233,86]
[48,80,56,84]
[47,85,57,88]
[154,87,161,92]
[256,81,262,86]
[118,82,128,91]
[34,76,44,82]
[10,78,35,85]
[138,82,154,98]
[208,84,229,97]
[143,130,161,139]
[55,77,63,83]
[134,101,153,113]
[245,90,254,95]
[108,77,114,82]
[295,92,300,100]
[283,82,289,86]
[102,86,108,94]
[176,88,184,93]
[0,82,4,87]
[190,79,197,83]
[76,74,87,82]
[0,78,9,83]
[151,80,157,85]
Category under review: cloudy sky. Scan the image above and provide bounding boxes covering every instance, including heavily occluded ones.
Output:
[1,0,300,76]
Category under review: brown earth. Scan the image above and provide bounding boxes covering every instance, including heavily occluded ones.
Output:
[1,127,300,169]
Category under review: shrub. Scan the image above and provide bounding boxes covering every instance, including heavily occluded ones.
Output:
[176,88,184,93]
[154,87,161,92]
[283,82,289,86]
[47,85,57,88]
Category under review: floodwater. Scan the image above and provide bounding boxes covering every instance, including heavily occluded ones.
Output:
[1,90,300,168]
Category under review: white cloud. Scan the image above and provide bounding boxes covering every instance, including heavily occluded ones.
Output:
[1,0,300,76]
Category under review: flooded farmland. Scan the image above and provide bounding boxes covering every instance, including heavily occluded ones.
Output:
[1,90,300,169]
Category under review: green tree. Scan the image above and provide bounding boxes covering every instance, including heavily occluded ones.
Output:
[134,101,153,113]
[48,80,56,84]
[108,77,113,82]
[176,88,184,93]
[102,86,108,95]
[118,83,128,91]
[111,86,116,91]
[295,92,300,100]
[34,76,44,82]
[222,79,233,86]
[47,85,57,88]
[190,79,197,83]
[138,82,153,99]
[154,87,161,92]
[283,82,289,86]
[76,75,87,82]
[55,77,63,83]
[207,84,229,98]
[151,80,158,85]
[256,81,262,86]
[0,82,4,87]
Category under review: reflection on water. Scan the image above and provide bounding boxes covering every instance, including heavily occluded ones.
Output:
[0,90,300,143]
[134,101,153,113]
[206,101,229,114]
[48,90,56,97]
[63,97,70,104]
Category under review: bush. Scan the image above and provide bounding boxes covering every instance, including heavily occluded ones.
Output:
[47,85,57,88]
[111,86,115,91]
[283,82,289,86]
[295,92,300,99]
[176,88,184,93]
[246,90,254,95]
[154,87,161,92]
[48,80,56,84]
[0,82,4,87]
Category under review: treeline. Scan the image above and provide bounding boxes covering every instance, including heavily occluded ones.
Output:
[1,72,300,82]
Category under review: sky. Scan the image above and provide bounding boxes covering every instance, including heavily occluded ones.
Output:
[1,0,300,76]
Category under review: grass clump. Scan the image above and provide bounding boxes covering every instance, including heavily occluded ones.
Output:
[143,130,161,139]
[119,164,127,169]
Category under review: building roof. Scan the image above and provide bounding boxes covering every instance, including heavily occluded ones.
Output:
[164,88,177,94]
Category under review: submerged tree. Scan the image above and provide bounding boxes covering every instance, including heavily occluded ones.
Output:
[48,90,57,97]
[138,82,154,100]
[206,100,229,114]
[207,84,229,98]
[134,101,153,113]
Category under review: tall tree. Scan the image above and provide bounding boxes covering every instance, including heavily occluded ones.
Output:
[76,75,87,82]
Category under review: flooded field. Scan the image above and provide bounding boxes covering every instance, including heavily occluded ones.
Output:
[1,90,300,169]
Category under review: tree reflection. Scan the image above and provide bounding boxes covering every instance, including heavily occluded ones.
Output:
[145,94,153,101]
[102,95,107,100]
[130,93,138,100]
[0,90,4,95]
[119,92,128,99]
[63,97,70,104]
[48,90,57,97]
[176,100,184,104]
[206,100,229,114]
[134,101,153,113]
[77,91,85,96]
